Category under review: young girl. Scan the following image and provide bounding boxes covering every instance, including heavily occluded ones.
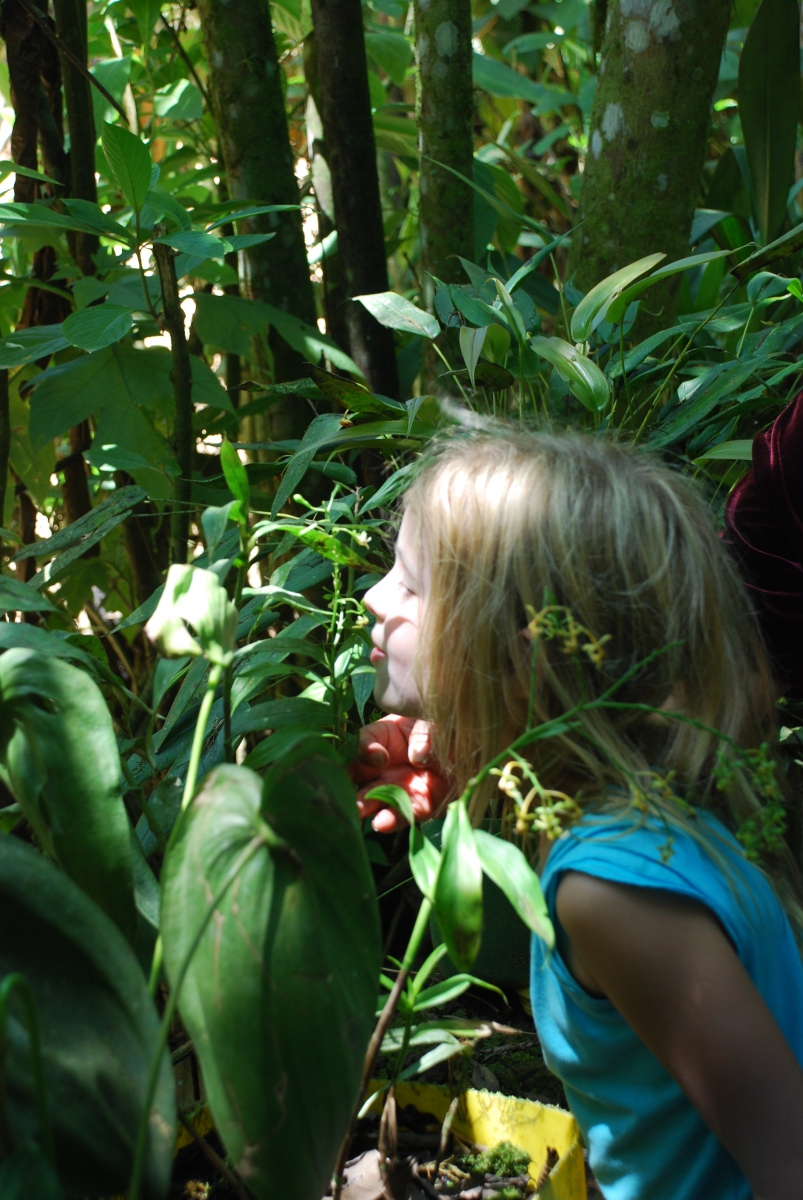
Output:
[354,428,803,1200]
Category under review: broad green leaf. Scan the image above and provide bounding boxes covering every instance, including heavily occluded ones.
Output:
[474,360,515,389]
[0,1141,64,1199]
[278,525,370,568]
[14,484,145,569]
[201,501,238,561]
[161,747,381,1200]
[473,52,549,106]
[84,442,178,481]
[129,0,163,41]
[355,291,440,339]
[227,233,276,252]
[0,576,56,613]
[570,253,665,342]
[365,783,414,826]
[62,303,133,351]
[412,973,503,1012]
[738,0,799,245]
[145,564,238,666]
[494,279,526,345]
[0,162,60,186]
[62,198,136,244]
[0,651,136,941]
[731,220,803,281]
[410,825,442,900]
[306,363,402,414]
[434,800,483,971]
[605,249,735,324]
[365,28,412,86]
[101,122,152,215]
[153,78,203,121]
[482,323,511,363]
[0,202,130,242]
[530,335,610,412]
[0,326,69,370]
[153,229,230,258]
[220,439,250,515]
[363,461,419,511]
[693,439,754,463]
[459,326,487,388]
[473,829,554,948]
[0,836,172,1196]
[204,204,299,233]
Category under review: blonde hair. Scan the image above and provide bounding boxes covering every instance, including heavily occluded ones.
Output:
[404,426,803,928]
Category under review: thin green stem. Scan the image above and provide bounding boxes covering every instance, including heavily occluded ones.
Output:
[182,662,223,812]
[127,836,265,1200]
[0,973,52,1161]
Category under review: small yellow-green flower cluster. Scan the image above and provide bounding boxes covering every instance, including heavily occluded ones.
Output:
[525,604,612,669]
[490,756,582,840]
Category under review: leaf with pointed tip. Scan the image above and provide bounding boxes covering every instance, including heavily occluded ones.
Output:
[459,325,487,388]
[605,249,734,325]
[62,304,134,351]
[101,123,151,215]
[530,336,610,412]
[355,291,440,339]
[433,800,483,971]
[474,829,553,948]
[570,254,665,342]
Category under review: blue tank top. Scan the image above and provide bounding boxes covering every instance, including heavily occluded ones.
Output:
[529,809,803,1200]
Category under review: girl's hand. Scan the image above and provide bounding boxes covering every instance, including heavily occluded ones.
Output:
[557,873,803,1200]
[351,714,449,832]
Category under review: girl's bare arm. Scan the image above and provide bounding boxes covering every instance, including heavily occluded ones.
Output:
[556,872,803,1200]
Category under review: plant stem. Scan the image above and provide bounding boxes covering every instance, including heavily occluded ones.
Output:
[128,836,265,1200]
[182,663,223,811]
[332,895,433,1200]
[153,241,194,566]
[0,973,52,1161]
[0,369,10,560]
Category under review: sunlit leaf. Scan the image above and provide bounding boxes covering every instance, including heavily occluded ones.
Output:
[62,304,133,351]
[474,829,554,948]
[570,253,665,341]
[605,249,735,324]
[530,335,610,412]
[145,564,238,665]
[355,291,440,339]
[101,122,151,215]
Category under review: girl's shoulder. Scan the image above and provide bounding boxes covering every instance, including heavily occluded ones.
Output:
[541,807,786,957]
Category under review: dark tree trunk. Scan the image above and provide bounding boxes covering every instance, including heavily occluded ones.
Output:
[153,243,194,566]
[414,0,474,299]
[304,32,350,358]
[52,0,98,276]
[567,0,732,329]
[309,0,399,399]
[197,0,316,420]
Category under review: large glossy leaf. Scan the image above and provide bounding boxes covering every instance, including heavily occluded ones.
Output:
[0,327,69,370]
[0,651,136,941]
[473,829,554,948]
[434,800,483,971]
[161,747,381,1200]
[0,1142,64,1199]
[0,836,173,1198]
[530,336,610,412]
[0,202,130,243]
[738,0,800,244]
[101,122,151,215]
[62,304,134,351]
[570,254,665,341]
[605,249,735,325]
[354,291,439,339]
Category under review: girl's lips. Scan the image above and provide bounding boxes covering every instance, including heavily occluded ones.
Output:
[370,647,386,664]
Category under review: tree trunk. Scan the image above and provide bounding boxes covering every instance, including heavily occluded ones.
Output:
[567,0,731,328]
[153,243,194,566]
[414,0,474,301]
[52,0,98,276]
[303,32,350,358]
[309,0,399,399]
[197,0,316,420]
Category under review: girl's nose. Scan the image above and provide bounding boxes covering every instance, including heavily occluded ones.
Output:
[363,578,383,618]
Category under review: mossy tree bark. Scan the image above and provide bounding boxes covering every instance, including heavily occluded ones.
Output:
[567,0,731,328]
[197,0,316,432]
[309,1,399,399]
[414,0,474,301]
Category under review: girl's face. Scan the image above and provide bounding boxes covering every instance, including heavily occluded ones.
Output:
[363,512,425,717]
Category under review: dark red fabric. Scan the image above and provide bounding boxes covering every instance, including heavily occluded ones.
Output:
[723,391,803,698]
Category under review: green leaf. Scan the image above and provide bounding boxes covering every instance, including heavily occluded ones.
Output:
[153,78,203,121]
[730,221,803,282]
[0,576,56,613]
[204,204,298,233]
[62,303,133,351]
[570,253,665,341]
[434,800,483,971]
[530,336,610,412]
[306,363,402,414]
[365,29,412,86]
[355,291,440,339]
[161,747,381,1200]
[14,483,145,567]
[0,327,69,370]
[153,230,230,258]
[0,203,131,242]
[365,783,414,826]
[220,439,250,515]
[738,0,800,245]
[605,250,735,325]
[0,162,60,187]
[410,825,442,900]
[0,651,136,942]
[145,564,237,666]
[494,279,527,346]
[278,525,370,568]
[473,829,554,948]
[473,52,549,106]
[693,439,754,463]
[0,836,173,1197]
[101,122,152,215]
[459,326,487,388]
[0,1141,64,1199]
[62,198,136,244]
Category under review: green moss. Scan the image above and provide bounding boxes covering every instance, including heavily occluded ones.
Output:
[456,1140,530,1177]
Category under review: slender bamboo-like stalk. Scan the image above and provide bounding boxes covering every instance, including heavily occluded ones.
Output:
[153,242,194,565]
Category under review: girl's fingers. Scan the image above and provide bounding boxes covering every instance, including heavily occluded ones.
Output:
[408,718,432,764]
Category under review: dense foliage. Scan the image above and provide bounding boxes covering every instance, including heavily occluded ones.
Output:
[0,0,800,1195]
